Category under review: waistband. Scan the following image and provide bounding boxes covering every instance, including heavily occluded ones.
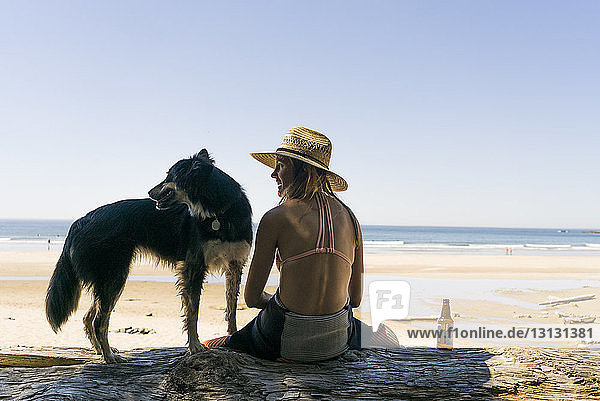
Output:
[274,288,351,317]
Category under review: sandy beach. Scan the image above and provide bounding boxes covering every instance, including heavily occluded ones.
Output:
[1,250,599,350]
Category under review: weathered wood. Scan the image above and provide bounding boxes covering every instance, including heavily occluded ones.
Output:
[1,346,599,400]
[0,346,99,367]
[0,347,187,400]
[164,347,600,400]
[0,353,87,368]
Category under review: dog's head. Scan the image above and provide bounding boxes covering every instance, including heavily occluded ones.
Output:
[148,149,216,216]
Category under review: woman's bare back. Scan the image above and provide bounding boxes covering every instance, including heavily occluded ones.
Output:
[275,195,358,315]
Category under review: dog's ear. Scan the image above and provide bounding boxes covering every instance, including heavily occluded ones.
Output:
[191,160,214,171]
[193,149,214,164]
[190,157,215,176]
[188,160,214,194]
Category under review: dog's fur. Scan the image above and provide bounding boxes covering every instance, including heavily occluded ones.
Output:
[45,149,252,363]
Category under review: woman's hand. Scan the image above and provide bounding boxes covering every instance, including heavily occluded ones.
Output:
[254,291,273,309]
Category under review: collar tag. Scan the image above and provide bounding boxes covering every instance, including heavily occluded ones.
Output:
[211,219,221,231]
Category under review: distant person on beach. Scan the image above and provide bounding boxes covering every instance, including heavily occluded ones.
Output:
[204,127,398,361]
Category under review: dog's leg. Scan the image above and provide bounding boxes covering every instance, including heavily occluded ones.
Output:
[93,281,127,364]
[83,301,102,354]
[178,260,207,354]
[225,260,244,334]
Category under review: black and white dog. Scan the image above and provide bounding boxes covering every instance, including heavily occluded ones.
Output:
[45,149,252,363]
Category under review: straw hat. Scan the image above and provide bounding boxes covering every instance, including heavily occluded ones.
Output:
[250,126,348,191]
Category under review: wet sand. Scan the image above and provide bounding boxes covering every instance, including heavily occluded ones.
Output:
[1,251,598,349]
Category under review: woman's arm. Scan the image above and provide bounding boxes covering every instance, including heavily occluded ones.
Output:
[244,209,279,309]
[348,223,364,308]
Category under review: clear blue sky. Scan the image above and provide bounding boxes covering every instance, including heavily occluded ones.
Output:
[1,1,598,228]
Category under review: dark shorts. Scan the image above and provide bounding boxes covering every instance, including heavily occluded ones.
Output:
[226,291,362,361]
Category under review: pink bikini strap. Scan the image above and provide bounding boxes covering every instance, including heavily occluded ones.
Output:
[331,249,353,265]
[279,249,319,265]
[280,248,352,265]
[315,192,325,249]
[323,194,335,250]
[277,192,352,266]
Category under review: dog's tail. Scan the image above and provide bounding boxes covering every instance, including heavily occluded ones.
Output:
[46,249,81,332]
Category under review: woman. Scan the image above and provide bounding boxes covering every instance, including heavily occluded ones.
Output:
[205,126,397,361]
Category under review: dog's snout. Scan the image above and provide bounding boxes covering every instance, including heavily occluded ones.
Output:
[148,183,163,200]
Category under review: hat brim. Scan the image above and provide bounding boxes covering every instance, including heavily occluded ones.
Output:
[250,151,348,192]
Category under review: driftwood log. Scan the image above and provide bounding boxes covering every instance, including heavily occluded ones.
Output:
[0,346,599,400]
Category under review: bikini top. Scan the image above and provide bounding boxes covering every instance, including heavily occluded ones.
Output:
[276,192,353,268]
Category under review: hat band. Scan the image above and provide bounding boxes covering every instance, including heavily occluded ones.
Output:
[276,147,328,169]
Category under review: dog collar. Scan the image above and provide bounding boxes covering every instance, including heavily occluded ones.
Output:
[211,218,221,231]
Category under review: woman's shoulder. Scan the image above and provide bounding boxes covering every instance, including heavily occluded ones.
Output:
[259,200,308,228]
[259,203,291,226]
[266,199,307,214]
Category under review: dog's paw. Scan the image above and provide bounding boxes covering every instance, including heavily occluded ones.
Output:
[93,346,119,355]
[104,351,127,364]
[188,341,207,354]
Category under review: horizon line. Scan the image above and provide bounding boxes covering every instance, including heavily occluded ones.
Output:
[0,217,597,232]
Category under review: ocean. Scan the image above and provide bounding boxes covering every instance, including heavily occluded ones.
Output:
[1,219,599,256]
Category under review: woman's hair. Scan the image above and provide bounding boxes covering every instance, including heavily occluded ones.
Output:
[281,157,360,243]
[281,157,333,201]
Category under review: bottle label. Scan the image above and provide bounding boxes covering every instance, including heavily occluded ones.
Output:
[437,323,454,347]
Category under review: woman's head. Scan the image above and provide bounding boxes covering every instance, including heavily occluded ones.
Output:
[271,154,360,243]
[250,126,348,192]
[271,155,333,201]
[251,126,359,242]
